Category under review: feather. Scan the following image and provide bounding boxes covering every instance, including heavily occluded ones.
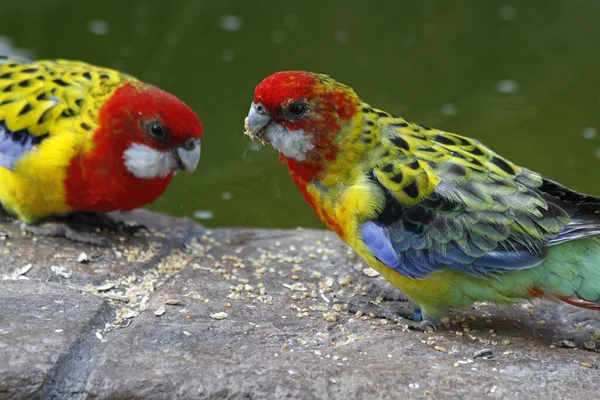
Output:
[359,124,600,278]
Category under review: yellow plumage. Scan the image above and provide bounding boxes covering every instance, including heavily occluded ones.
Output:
[0,57,134,222]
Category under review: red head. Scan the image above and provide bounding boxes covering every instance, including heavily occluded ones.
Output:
[65,81,203,213]
[246,71,359,180]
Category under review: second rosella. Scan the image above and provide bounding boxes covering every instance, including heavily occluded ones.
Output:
[244,71,600,329]
[0,56,203,245]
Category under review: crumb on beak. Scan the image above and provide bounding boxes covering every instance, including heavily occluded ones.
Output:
[243,116,270,146]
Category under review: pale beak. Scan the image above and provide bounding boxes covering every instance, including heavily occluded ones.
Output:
[244,102,272,144]
[172,138,201,173]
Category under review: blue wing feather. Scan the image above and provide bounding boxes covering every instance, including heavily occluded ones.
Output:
[0,122,46,170]
[359,132,600,280]
[361,220,547,279]
[360,221,400,270]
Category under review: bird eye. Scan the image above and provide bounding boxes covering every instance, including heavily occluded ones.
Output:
[150,123,166,138]
[255,104,266,114]
[288,102,306,116]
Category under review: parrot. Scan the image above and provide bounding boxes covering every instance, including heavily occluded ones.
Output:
[0,56,203,245]
[244,70,600,330]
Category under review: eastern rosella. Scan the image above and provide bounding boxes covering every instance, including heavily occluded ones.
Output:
[0,56,202,245]
[244,71,600,329]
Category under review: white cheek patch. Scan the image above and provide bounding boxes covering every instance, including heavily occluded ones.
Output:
[123,143,175,179]
[264,124,314,161]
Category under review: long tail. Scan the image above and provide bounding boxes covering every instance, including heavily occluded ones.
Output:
[534,238,600,311]
[553,295,600,311]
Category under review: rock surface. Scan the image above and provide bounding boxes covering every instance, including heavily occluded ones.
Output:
[0,210,598,400]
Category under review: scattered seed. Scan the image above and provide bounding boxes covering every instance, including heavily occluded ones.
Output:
[183,330,192,336]
[553,338,576,348]
[473,348,494,359]
[77,252,89,263]
[95,282,116,291]
[50,266,72,278]
[323,313,337,322]
[95,331,103,340]
[362,267,380,277]
[154,307,166,316]
[121,308,137,319]
[210,312,228,320]
[583,341,596,351]
[103,293,129,302]
[338,275,352,286]
[434,346,447,353]
[14,263,32,278]
[165,299,183,306]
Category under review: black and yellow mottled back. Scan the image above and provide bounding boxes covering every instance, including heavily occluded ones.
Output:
[357,105,600,278]
[0,56,134,144]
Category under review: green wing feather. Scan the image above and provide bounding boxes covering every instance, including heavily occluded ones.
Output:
[359,109,600,278]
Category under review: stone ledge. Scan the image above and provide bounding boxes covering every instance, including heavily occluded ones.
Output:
[0,210,598,399]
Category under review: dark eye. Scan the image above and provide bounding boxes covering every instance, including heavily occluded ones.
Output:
[288,102,306,116]
[150,123,166,138]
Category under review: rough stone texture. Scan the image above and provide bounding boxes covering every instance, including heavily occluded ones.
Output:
[0,282,109,399]
[0,210,598,399]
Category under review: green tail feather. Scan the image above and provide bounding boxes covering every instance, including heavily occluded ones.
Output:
[489,238,600,307]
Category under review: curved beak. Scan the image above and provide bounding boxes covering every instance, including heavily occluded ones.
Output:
[171,139,201,173]
[244,102,272,145]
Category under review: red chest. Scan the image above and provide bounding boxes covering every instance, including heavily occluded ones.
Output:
[287,164,346,239]
[64,148,172,213]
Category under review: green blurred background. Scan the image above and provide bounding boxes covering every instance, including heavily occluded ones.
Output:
[1,0,599,229]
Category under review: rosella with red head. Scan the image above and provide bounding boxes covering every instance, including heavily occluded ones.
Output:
[0,56,202,244]
[246,71,600,330]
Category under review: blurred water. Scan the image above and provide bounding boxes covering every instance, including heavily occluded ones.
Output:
[1,0,599,229]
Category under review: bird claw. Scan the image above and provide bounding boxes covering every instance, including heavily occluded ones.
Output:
[414,320,437,332]
[364,280,411,302]
[21,222,111,247]
[344,299,437,332]
[19,213,147,247]
[67,212,148,234]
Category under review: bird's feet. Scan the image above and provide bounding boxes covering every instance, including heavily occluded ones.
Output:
[363,280,412,302]
[344,300,436,331]
[21,222,111,247]
[21,213,147,247]
[344,279,437,331]
[66,212,147,234]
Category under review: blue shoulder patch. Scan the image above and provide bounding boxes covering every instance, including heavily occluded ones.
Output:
[360,219,546,280]
[0,121,48,170]
[360,221,400,270]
